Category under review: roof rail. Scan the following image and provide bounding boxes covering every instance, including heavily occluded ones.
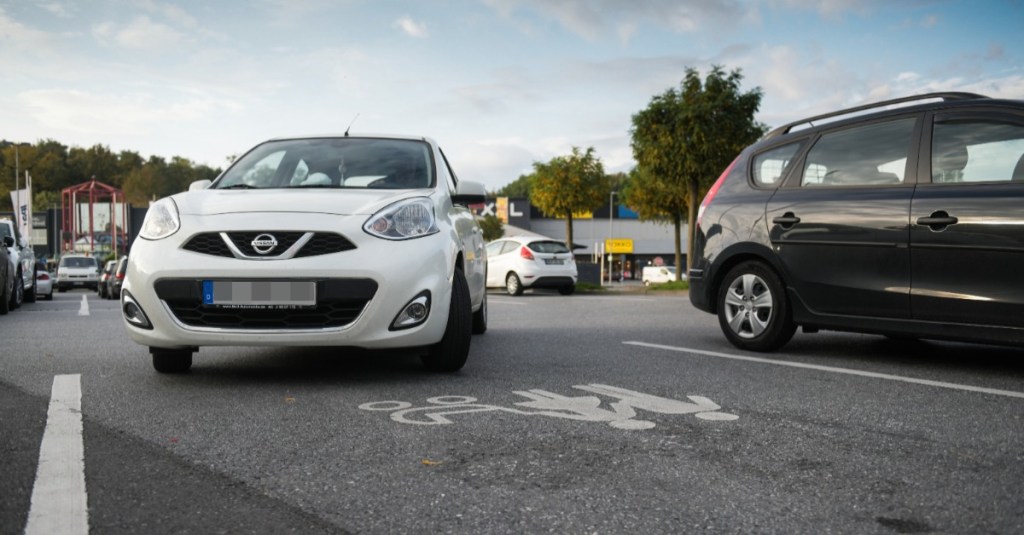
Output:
[764,92,988,139]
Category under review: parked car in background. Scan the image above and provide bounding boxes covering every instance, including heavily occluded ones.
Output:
[104,257,128,300]
[0,235,13,314]
[98,260,117,298]
[642,265,681,286]
[689,92,1024,351]
[57,254,100,291]
[121,134,488,374]
[0,218,37,305]
[34,262,54,301]
[485,236,577,296]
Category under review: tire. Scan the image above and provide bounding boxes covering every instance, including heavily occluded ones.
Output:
[716,261,795,352]
[471,292,487,334]
[24,269,36,303]
[10,274,22,310]
[505,272,524,296]
[422,269,472,372]
[152,348,193,373]
[557,284,575,296]
[0,277,9,315]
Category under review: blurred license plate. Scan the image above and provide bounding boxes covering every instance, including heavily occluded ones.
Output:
[202,280,316,307]
[544,259,564,265]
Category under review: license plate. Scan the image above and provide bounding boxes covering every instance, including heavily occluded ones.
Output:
[544,259,564,265]
[202,280,316,307]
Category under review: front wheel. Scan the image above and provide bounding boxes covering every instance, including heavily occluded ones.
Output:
[505,272,523,296]
[716,261,795,352]
[152,348,193,373]
[422,269,472,372]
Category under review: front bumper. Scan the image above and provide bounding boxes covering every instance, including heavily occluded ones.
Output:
[121,212,454,350]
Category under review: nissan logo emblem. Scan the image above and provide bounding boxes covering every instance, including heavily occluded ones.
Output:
[251,233,278,255]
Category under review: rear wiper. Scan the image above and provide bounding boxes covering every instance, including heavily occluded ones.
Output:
[218,184,259,190]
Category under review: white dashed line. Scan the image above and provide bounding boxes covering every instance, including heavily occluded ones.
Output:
[25,374,89,535]
[625,341,1024,400]
[77,295,89,316]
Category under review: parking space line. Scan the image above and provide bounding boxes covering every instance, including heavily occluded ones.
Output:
[625,341,1024,400]
[25,374,89,535]
[77,295,89,316]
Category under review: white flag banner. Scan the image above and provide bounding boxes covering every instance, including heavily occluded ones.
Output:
[10,186,31,240]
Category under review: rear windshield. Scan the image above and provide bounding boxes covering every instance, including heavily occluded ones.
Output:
[527,241,571,254]
[214,138,435,190]
[60,257,97,268]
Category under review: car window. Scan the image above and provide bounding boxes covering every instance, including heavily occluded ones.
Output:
[752,142,802,186]
[60,257,97,268]
[932,119,1024,183]
[527,241,570,254]
[500,241,519,255]
[801,118,916,187]
[216,138,435,190]
[485,241,506,257]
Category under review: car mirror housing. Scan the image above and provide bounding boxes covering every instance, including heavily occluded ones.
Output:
[451,180,486,206]
[189,179,212,191]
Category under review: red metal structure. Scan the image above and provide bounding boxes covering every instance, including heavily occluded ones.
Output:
[61,178,129,258]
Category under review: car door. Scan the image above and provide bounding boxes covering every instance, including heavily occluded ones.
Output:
[909,108,1024,327]
[766,115,920,318]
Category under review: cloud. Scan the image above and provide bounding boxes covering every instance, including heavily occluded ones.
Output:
[394,16,428,38]
[92,15,189,50]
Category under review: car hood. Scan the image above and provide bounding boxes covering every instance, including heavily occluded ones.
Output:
[173,188,426,216]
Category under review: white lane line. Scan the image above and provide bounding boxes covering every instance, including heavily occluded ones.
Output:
[26,374,89,535]
[77,295,89,316]
[625,341,1024,400]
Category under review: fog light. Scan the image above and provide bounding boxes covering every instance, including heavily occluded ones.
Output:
[122,290,153,330]
[391,292,430,330]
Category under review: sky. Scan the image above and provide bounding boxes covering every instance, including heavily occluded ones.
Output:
[2,0,1022,192]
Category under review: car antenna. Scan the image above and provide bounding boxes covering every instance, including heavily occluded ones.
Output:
[344,113,360,137]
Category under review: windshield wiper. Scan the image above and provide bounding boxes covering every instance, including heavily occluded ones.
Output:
[218,184,260,190]
[288,184,344,189]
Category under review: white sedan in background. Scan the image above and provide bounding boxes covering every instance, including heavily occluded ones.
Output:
[121,134,488,374]
[485,236,577,296]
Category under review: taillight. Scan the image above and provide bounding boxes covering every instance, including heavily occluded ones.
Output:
[520,246,535,260]
[116,272,125,280]
[697,155,740,228]
[38,273,50,281]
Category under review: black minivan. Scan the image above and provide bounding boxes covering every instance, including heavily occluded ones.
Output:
[689,92,1024,351]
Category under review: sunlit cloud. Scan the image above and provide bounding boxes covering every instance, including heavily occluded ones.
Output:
[394,16,428,38]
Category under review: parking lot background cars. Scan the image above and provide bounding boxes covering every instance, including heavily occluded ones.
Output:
[485,236,578,296]
[689,92,1024,351]
[121,134,488,374]
[104,257,128,300]
[98,260,116,298]
[34,262,53,300]
[0,235,13,314]
[0,218,37,306]
[56,254,100,292]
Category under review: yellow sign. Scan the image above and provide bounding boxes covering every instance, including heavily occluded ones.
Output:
[496,197,509,223]
[605,238,633,254]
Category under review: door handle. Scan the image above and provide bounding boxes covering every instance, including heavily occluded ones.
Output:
[772,213,801,228]
[917,211,958,231]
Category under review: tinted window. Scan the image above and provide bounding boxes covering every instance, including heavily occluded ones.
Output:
[753,142,802,186]
[932,119,1024,183]
[527,240,570,254]
[60,257,97,268]
[801,118,916,187]
[217,138,435,190]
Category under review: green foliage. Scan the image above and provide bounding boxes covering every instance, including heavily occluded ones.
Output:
[629,65,765,274]
[530,146,610,249]
[494,173,532,198]
[478,214,505,242]
[646,280,690,291]
[0,139,224,210]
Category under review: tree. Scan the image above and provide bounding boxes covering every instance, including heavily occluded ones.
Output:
[478,214,504,242]
[530,146,609,251]
[630,66,765,277]
[495,173,532,198]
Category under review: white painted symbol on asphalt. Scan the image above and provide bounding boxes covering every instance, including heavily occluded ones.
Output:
[358,384,738,430]
[77,295,89,316]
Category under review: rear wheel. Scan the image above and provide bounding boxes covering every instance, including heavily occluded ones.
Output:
[10,274,22,309]
[471,292,487,334]
[152,348,193,373]
[422,269,472,372]
[505,272,523,296]
[716,261,795,352]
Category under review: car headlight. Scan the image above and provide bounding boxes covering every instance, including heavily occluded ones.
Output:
[363,197,439,240]
[139,198,181,240]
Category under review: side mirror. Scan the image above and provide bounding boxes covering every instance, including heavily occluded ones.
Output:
[2,236,13,248]
[189,179,212,191]
[451,180,486,206]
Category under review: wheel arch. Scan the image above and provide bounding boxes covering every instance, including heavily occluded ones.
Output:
[705,243,790,315]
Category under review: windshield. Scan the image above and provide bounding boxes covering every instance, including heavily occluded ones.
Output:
[60,257,98,268]
[214,138,435,190]
[527,240,571,254]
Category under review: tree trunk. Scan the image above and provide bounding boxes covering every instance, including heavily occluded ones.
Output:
[672,211,683,281]
[686,177,700,275]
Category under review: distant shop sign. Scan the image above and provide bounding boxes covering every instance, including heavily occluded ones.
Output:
[605,238,633,254]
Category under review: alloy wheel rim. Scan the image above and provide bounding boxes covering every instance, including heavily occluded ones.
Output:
[723,273,774,339]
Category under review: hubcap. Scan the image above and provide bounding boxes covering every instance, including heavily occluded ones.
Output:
[723,273,773,339]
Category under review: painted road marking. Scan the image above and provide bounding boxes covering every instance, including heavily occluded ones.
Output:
[25,374,89,535]
[360,384,738,430]
[626,341,1024,400]
[77,295,89,316]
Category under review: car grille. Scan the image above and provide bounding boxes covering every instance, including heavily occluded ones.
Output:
[182,232,356,259]
[154,279,377,330]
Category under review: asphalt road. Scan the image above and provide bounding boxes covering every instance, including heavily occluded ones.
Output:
[2,288,1023,534]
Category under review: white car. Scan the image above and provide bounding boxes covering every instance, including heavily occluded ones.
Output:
[56,254,100,292]
[485,236,577,295]
[642,265,683,286]
[34,264,54,300]
[121,134,488,374]
[0,218,37,305]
